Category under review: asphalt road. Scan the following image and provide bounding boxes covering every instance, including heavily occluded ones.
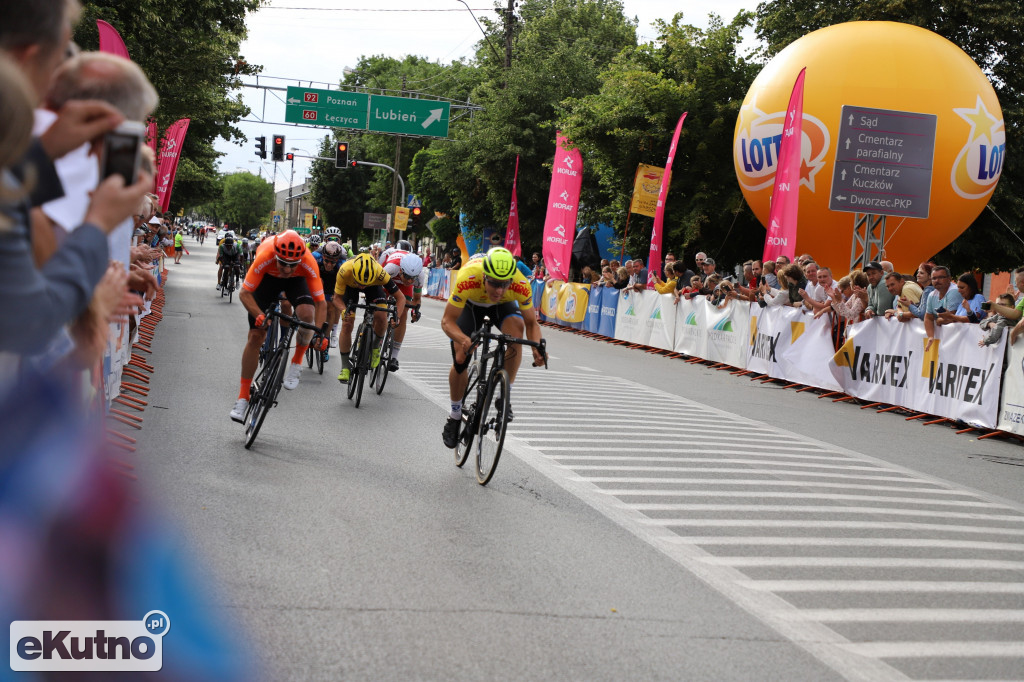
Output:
[133,238,1024,681]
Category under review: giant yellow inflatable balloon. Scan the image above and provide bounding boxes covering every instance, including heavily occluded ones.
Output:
[733,22,1004,274]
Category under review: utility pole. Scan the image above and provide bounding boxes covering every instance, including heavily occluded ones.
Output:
[504,0,514,69]
[271,161,278,233]
[388,74,407,243]
[286,154,295,229]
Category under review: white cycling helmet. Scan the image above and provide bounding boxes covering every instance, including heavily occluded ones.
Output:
[225,230,236,240]
[399,253,423,278]
[310,234,322,245]
[325,226,341,238]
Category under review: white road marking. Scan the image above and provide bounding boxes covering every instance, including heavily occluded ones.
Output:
[396,322,1024,681]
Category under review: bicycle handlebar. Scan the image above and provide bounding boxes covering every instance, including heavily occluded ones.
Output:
[262,305,326,335]
[469,321,548,368]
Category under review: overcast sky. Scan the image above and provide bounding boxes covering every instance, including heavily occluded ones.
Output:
[216,1,761,191]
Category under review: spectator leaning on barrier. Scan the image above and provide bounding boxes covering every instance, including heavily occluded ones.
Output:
[882,271,923,322]
[700,256,718,284]
[612,266,629,290]
[995,268,1024,344]
[654,262,678,294]
[801,265,836,315]
[907,261,935,319]
[829,271,869,323]
[761,259,779,288]
[923,265,964,349]
[979,293,1015,347]
[863,261,895,318]
[628,258,647,292]
[947,272,987,323]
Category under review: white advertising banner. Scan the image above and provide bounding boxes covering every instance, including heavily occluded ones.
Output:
[997,335,1024,435]
[649,293,677,351]
[673,295,706,358]
[703,298,750,368]
[830,318,1004,428]
[748,304,841,391]
[614,290,658,345]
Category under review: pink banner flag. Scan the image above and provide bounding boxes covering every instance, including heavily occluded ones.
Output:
[96,20,130,60]
[762,67,806,265]
[504,155,521,257]
[647,112,687,288]
[155,118,191,213]
[541,133,582,282]
[146,118,158,155]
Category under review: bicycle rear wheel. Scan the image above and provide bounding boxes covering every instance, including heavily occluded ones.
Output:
[455,364,478,467]
[475,369,510,485]
[374,328,393,395]
[245,348,285,449]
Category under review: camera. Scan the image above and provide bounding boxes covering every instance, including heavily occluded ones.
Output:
[100,121,145,184]
[981,301,992,311]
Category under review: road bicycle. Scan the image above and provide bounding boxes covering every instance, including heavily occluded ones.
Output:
[220,260,244,303]
[345,298,395,408]
[243,305,325,449]
[369,299,399,396]
[455,317,546,485]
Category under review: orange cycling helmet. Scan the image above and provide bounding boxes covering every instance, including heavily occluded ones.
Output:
[274,230,306,261]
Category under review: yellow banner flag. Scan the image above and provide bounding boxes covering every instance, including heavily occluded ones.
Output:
[304,213,313,228]
[394,206,410,232]
[629,164,665,218]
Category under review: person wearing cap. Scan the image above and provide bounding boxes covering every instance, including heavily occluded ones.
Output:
[700,256,718,286]
[862,260,895,318]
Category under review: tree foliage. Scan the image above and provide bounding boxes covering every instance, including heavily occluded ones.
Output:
[308,135,370,248]
[220,172,274,232]
[755,0,1024,272]
[73,0,262,213]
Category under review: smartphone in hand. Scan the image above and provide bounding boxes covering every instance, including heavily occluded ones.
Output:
[100,121,145,184]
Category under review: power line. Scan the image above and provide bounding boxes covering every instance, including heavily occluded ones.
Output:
[261,6,492,10]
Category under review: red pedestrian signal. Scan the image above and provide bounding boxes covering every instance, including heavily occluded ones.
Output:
[286,153,294,161]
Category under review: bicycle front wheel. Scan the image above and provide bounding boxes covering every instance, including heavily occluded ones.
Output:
[305,344,314,368]
[455,364,478,468]
[374,328,393,396]
[475,369,510,485]
[346,326,365,401]
[315,343,324,374]
[245,348,285,449]
[353,327,369,408]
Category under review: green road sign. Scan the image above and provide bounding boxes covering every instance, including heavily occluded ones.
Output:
[368,95,450,138]
[284,86,368,129]
[294,226,311,235]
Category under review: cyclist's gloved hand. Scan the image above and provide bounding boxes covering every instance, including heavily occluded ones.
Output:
[410,307,421,323]
[316,336,329,352]
[254,313,267,328]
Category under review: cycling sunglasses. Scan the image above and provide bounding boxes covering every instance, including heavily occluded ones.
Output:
[483,276,511,289]
[276,258,300,269]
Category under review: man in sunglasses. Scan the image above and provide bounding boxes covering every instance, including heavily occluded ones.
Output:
[440,247,544,449]
[231,230,329,422]
[312,240,346,354]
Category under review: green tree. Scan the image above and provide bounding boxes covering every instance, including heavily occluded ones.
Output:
[431,0,638,252]
[755,0,1024,272]
[560,11,761,263]
[221,172,274,233]
[74,0,262,212]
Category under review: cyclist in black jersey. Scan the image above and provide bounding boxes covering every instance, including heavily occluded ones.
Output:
[312,241,345,351]
[216,234,242,290]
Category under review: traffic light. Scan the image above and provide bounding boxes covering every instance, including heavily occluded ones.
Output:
[335,141,349,168]
[286,152,294,161]
[411,206,423,230]
[255,135,266,159]
[349,160,358,169]
[271,135,285,162]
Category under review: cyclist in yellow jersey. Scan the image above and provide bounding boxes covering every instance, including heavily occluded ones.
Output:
[440,247,544,448]
[333,252,405,383]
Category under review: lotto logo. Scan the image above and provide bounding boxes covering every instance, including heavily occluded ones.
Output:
[10,611,170,672]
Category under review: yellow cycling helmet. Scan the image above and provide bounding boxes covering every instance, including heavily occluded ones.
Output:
[351,252,384,286]
[482,247,517,280]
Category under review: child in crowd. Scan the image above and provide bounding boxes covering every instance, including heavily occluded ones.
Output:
[978,294,1016,347]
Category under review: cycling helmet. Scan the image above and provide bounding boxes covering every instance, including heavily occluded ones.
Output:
[225,230,236,240]
[396,239,412,251]
[325,226,342,239]
[350,252,384,286]
[310,234,322,246]
[399,253,423,278]
[224,235,234,245]
[481,247,517,280]
[322,241,343,259]
[274,230,306,261]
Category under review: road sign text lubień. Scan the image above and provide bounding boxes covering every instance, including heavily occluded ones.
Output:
[284,86,368,128]
[368,96,450,137]
[829,105,937,219]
